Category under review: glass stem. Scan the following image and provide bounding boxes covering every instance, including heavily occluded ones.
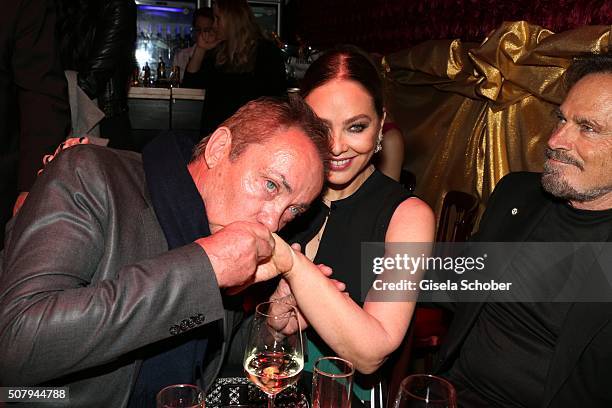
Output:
[268,394,275,408]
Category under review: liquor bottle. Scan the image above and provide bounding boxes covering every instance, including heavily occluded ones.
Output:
[169,65,181,88]
[157,56,167,84]
[131,65,140,86]
[143,62,151,86]
[184,26,192,47]
[166,25,173,47]
[175,26,184,50]
[156,25,163,43]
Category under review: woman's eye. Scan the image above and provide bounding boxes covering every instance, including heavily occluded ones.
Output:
[265,180,278,192]
[348,123,367,133]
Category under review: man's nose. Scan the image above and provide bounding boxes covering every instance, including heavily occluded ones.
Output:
[257,209,282,233]
[548,121,573,151]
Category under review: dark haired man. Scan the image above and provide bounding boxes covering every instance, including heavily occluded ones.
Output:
[0,97,329,407]
[437,51,612,407]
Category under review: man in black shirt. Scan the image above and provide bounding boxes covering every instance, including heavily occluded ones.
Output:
[437,52,612,407]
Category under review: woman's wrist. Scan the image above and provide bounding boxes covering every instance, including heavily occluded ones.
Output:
[186,47,206,73]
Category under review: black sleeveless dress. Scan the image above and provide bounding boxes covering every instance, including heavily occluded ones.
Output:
[282,169,411,302]
[281,169,411,403]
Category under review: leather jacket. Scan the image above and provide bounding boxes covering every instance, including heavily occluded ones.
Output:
[77,0,136,118]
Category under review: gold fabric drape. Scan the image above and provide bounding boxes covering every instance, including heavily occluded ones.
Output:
[384,21,610,224]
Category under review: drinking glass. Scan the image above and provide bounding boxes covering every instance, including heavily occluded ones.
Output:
[311,356,354,408]
[243,300,304,408]
[156,384,205,408]
[392,375,457,408]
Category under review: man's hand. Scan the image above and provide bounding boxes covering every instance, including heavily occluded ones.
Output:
[196,221,276,290]
[224,234,296,295]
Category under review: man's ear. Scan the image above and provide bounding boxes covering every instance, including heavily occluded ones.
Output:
[204,127,232,168]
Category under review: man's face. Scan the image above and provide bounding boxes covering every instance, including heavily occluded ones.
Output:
[199,127,324,233]
[542,73,612,209]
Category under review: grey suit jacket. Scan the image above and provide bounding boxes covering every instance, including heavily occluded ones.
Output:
[0,145,238,407]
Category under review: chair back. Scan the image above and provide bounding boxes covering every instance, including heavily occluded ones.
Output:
[435,191,479,242]
[400,170,416,195]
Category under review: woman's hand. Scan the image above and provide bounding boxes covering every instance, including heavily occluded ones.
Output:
[39,137,90,173]
[195,29,220,51]
[269,272,345,335]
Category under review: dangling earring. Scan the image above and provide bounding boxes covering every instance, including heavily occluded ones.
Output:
[374,130,383,153]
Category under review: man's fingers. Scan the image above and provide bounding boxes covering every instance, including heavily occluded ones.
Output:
[255,236,274,262]
[330,279,346,292]
[317,264,333,276]
[225,282,250,296]
[255,260,280,282]
[241,223,274,261]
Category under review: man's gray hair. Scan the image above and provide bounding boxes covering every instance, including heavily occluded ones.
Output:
[192,96,331,176]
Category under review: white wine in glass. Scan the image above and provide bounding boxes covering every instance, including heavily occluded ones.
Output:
[243,300,304,408]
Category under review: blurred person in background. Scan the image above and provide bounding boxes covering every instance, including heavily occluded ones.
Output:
[369,52,406,182]
[0,0,70,247]
[183,0,287,142]
[173,7,214,81]
[55,0,137,150]
[375,113,405,182]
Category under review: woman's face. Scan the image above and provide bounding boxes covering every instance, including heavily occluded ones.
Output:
[305,79,382,188]
[212,5,226,40]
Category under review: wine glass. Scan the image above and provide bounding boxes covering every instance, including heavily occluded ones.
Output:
[156,384,205,408]
[312,356,354,408]
[243,300,304,408]
[393,375,457,408]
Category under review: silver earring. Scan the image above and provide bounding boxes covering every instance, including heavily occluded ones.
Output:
[374,131,383,153]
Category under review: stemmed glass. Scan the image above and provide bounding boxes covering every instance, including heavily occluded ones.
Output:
[243,300,304,408]
[393,375,457,408]
[156,384,205,408]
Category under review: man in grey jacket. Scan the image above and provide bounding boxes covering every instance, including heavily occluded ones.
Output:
[0,97,330,407]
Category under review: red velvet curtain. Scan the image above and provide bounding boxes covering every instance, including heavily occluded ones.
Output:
[287,0,612,53]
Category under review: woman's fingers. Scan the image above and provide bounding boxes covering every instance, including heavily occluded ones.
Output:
[41,136,92,171]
